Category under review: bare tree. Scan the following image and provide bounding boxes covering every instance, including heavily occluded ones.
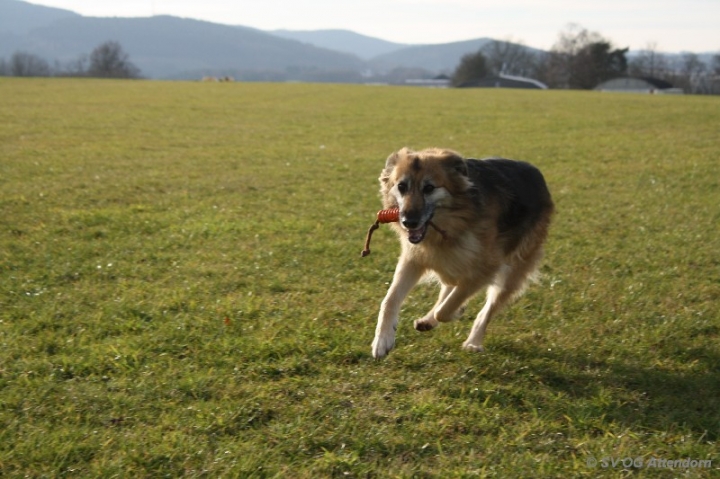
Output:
[537,24,627,89]
[677,53,708,94]
[537,24,600,88]
[534,50,566,89]
[10,51,51,77]
[628,42,669,78]
[554,24,605,57]
[57,54,89,77]
[88,41,141,79]
[628,45,720,94]
[481,39,539,77]
[711,53,720,95]
[0,58,8,76]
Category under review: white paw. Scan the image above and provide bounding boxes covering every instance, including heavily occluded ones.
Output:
[372,333,395,359]
[462,341,485,353]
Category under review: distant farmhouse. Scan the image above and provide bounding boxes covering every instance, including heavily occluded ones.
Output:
[404,74,451,88]
[595,77,683,94]
[458,74,548,90]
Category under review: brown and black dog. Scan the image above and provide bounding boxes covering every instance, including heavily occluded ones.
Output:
[371,147,554,358]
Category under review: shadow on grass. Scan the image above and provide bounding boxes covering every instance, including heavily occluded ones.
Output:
[488,340,720,440]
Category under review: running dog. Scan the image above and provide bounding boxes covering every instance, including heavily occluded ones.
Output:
[371,147,554,359]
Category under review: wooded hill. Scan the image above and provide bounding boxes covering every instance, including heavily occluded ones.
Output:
[0,0,523,80]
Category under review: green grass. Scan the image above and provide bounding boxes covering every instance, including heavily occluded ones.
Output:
[1,78,719,478]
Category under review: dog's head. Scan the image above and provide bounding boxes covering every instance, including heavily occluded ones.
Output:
[379,147,471,244]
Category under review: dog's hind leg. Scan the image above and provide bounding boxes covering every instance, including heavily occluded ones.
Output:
[372,260,424,359]
[462,283,504,352]
[433,282,485,324]
[415,283,470,332]
[414,283,454,332]
[462,248,543,352]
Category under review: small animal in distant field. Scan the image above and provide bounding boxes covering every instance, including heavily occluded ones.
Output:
[368,147,554,359]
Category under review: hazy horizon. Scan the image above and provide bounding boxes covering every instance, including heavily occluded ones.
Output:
[21,0,720,53]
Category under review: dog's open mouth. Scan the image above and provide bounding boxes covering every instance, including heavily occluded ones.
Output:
[407,224,428,244]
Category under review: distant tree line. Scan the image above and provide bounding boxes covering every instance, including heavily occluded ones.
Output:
[0,41,141,79]
[627,43,720,95]
[453,24,720,94]
[2,30,717,93]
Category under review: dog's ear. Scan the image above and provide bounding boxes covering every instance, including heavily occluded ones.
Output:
[380,148,412,184]
[440,152,472,192]
[453,157,468,177]
[443,152,468,177]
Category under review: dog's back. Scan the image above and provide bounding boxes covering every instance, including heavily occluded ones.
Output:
[466,158,554,254]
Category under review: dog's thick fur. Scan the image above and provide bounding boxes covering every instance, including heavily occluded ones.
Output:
[371,147,554,358]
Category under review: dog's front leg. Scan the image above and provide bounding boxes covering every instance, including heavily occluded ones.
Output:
[372,260,423,359]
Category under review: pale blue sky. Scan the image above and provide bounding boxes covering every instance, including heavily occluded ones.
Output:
[27,0,720,52]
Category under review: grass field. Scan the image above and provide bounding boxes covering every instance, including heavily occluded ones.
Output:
[1,78,719,477]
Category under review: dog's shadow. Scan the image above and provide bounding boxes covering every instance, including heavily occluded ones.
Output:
[482,339,720,440]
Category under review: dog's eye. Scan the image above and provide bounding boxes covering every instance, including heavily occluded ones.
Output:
[397,182,408,194]
[423,184,435,195]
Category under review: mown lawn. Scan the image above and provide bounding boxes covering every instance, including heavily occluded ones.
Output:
[0,78,718,477]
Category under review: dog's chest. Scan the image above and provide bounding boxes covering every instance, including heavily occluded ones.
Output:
[418,232,483,283]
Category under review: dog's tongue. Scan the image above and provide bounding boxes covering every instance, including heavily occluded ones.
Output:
[408,225,427,244]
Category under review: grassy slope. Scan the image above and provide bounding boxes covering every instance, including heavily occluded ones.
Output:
[0,79,718,477]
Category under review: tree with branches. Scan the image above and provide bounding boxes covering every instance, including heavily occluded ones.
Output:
[629,42,669,79]
[481,39,539,77]
[538,24,628,89]
[10,51,51,77]
[88,41,141,79]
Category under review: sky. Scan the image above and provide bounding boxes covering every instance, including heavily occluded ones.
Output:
[26,0,720,53]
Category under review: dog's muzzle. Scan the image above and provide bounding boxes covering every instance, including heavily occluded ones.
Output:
[402,217,429,244]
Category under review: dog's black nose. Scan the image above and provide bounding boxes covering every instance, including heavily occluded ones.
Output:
[402,218,421,229]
